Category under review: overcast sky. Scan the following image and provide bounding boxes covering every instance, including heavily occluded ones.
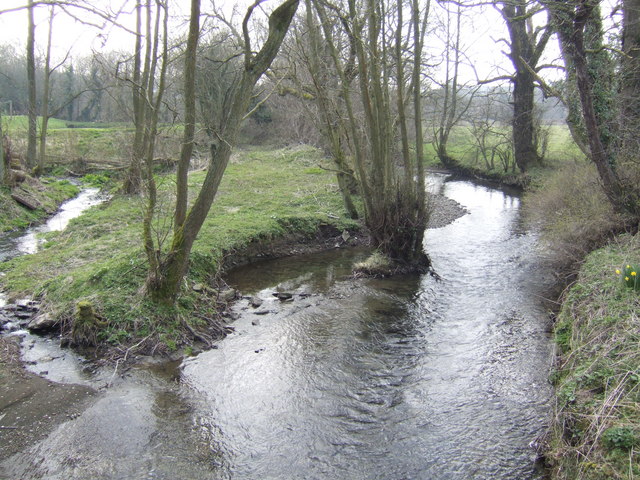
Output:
[0,0,559,85]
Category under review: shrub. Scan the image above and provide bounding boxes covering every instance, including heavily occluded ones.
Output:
[524,162,623,269]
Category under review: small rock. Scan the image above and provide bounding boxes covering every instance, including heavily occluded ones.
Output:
[15,311,33,320]
[254,310,270,316]
[16,298,37,310]
[1,321,19,332]
[273,292,293,301]
[219,288,237,302]
[249,296,263,308]
[27,312,58,332]
[341,230,351,242]
[0,313,12,326]
[251,319,260,326]
[192,283,205,293]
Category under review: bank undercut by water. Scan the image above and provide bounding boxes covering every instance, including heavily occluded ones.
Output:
[546,233,640,479]
[0,146,361,355]
[0,177,80,232]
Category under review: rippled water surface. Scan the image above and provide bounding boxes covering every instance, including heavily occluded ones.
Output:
[181,176,553,479]
[1,177,553,479]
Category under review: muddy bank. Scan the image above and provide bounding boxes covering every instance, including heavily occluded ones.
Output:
[0,336,96,461]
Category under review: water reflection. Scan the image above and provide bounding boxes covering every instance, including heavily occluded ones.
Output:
[182,178,552,479]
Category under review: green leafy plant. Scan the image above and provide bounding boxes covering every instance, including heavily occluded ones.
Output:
[616,264,640,290]
[601,426,638,451]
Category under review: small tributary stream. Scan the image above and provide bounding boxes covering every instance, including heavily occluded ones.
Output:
[1,176,554,480]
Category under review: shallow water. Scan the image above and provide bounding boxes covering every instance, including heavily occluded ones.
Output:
[1,176,553,479]
[180,175,553,479]
[0,187,103,262]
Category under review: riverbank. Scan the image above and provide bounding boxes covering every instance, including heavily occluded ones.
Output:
[0,154,469,465]
[544,233,640,479]
[0,176,80,233]
[0,147,469,359]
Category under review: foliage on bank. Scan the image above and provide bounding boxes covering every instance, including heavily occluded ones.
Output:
[547,233,640,479]
[0,177,79,232]
[0,146,359,353]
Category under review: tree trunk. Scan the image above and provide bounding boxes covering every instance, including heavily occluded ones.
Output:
[123,0,145,195]
[38,7,55,176]
[174,0,200,230]
[26,0,37,170]
[146,0,300,305]
[620,0,640,152]
[512,69,538,172]
[302,0,359,219]
[500,0,551,172]
[547,0,631,212]
[0,109,5,185]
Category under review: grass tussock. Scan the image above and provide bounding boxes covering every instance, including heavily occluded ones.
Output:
[546,233,640,479]
[0,145,360,354]
[524,161,625,271]
[352,251,393,277]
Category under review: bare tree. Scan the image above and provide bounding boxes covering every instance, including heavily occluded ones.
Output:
[493,0,552,172]
[26,0,37,170]
[123,0,147,195]
[433,2,477,168]
[144,0,300,304]
[311,0,431,269]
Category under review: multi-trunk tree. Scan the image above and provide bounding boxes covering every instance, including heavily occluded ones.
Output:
[144,0,301,304]
[308,0,431,269]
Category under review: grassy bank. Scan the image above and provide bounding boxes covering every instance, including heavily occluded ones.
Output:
[424,124,586,186]
[546,233,640,479]
[0,178,80,232]
[0,145,359,352]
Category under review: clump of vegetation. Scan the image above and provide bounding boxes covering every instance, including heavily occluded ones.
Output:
[546,233,640,479]
[524,162,624,270]
[353,251,394,277]
[616,264,640,291]
[70,300,106,347]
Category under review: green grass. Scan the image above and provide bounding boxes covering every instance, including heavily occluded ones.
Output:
[0,145,360,351]
[0,179,80,232]
[424,124,586,183]
[547,233,640,479]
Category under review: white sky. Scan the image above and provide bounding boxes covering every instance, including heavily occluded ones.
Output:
[0,0,192,58]
[0,0,561,84]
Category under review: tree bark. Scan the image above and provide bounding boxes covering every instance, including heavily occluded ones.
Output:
[26,0,37,170]
[123,0,145,195]
[620,0,640,152]
[547,0,631,212]
[38,6,55,176]
[0,109,4,185]
[174,0,200,230]
[301,0,359,219]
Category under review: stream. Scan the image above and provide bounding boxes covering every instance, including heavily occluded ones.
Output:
[0,176,553,479]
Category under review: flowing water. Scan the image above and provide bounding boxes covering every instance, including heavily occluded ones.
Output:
[1,176,554,479]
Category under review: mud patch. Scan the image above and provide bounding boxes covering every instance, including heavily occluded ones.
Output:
[0,337,96,461]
